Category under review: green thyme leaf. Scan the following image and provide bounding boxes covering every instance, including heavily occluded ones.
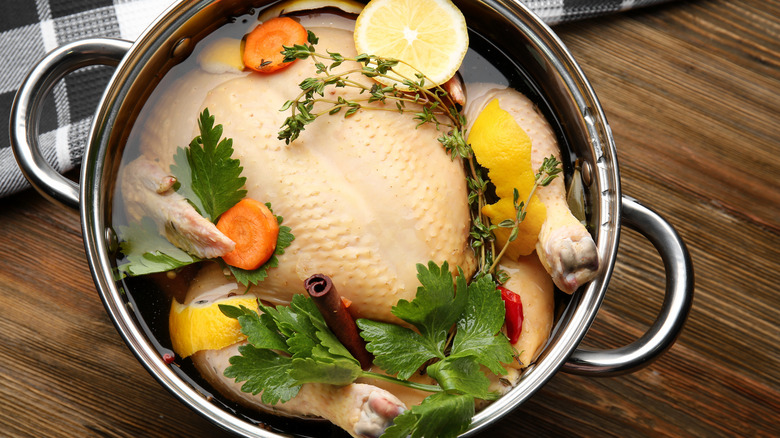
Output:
[307,30,318,45]
[218,303,249,319]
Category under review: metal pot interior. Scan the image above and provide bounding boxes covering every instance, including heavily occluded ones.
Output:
[79,0,621,436]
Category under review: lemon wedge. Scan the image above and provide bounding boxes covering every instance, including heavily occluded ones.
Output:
[354,0,468,89]
[468,98,547,259]
[169,296,259,358]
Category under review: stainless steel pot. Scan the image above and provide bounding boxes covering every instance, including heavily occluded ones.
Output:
[10,0,694,436]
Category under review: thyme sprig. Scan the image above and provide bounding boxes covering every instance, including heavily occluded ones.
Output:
[276,31,560,281]
[488,155,562,277]
[277,31,462,144]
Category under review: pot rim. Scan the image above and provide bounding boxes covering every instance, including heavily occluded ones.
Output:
[78,1,621,436]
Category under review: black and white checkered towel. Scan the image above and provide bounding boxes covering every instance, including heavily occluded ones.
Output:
[0,0,675,199]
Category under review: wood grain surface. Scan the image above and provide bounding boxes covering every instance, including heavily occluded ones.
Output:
[1,0,778,436]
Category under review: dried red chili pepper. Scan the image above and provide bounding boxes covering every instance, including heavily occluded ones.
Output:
[499,286,524,344]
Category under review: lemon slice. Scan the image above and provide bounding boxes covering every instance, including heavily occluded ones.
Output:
[169,295,259,358]
[354,0,468,89]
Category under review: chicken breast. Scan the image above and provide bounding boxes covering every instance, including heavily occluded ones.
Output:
[121,24,475,323]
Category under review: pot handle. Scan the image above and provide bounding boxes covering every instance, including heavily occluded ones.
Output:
[562,196,694,376]
[10,38,132,210]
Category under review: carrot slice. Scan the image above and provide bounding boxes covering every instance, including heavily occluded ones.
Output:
[216,199,280,270]
[243,17,308,73]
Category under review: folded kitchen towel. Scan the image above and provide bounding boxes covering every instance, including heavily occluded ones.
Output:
[0,0,675,199]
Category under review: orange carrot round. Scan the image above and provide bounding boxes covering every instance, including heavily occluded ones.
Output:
[243,17,307,73]
[216,199,280,270]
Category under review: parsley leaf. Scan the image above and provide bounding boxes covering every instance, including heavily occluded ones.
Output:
[171,108,247,221]
[356,319,441,380]
[357,261,468,379]
[450,274,514,376]
[222,294,362,395]
[426,356,493,400]
[115,217,199,278]
[392,261,467,339]
[224,261,515,438]
[223,345,299,404]
[382,392,474,438]
[289,356,362,386]
[119,110,295,288]
[260,295,322,356]
[220,304,289,352]
[277,295,358,364]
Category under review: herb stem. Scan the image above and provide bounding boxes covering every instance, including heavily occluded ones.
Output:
[310,97,456,126]
[385,58,459,110]
[488,156,562,274]
[360,371,443,393]
[489,184,539,274]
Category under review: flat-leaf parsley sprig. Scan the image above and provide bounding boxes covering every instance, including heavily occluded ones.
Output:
[220,261,515,438]
[170,108,246,222]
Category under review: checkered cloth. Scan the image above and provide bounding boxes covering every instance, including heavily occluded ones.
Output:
[0,0,674,198]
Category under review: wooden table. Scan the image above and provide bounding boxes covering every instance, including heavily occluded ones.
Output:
[1,0,777,436]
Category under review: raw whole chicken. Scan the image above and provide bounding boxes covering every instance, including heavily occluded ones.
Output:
[118,11,597,436]
[120,20,476,433]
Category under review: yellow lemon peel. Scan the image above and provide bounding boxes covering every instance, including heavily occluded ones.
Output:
[169,296,259,358]
[468,98,546,258]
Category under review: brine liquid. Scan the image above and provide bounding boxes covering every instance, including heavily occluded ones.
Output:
[114,7,575,437]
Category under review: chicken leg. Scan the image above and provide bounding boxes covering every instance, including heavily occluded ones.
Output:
[465,85,600,293]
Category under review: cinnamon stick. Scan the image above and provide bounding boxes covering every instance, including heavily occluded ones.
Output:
[303,274,373,370]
